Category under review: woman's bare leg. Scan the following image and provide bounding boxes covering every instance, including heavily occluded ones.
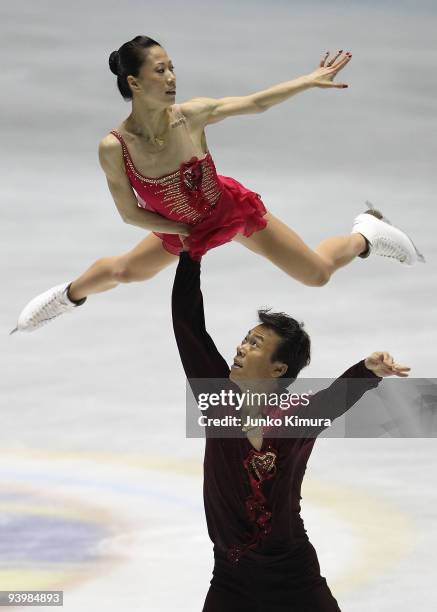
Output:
[68,233,178,301]
[233,211,367,287]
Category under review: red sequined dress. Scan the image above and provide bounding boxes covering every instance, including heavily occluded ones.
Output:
[110,104,267,261]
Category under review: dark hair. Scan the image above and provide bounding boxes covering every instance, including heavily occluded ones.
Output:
[109,35,162,101]
[257,308,311,384]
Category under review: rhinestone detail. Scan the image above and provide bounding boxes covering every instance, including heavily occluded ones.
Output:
[227,446,277,564]
[110,130,223,225]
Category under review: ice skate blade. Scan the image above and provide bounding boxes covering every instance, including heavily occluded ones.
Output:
[365,200,389,223]
[415,248,426,264]
[9,327,18,335]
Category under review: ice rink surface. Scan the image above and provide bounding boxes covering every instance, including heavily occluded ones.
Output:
[1,0,437,609]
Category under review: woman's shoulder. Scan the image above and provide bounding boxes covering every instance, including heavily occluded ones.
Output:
[99,132,123,158]
[178,98,216,127]
[103,123,127,143]
[98,131,125,177]
[99,121,134,159]
[101,131,120,143]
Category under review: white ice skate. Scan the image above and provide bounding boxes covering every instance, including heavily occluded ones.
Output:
[10,282,86,334]
[352,201,426,266]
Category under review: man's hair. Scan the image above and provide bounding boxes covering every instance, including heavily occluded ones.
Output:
[257,308,311,383]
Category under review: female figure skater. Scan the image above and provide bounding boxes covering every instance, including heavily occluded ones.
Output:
[12,35,424,333]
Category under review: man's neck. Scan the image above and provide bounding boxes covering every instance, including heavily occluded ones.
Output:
[236,380,283,421]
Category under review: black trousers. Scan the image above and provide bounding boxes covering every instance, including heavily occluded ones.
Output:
[202,542,341,612]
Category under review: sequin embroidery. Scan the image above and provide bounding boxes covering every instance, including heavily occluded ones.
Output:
[109,129,223,225]
[227,445,277,564]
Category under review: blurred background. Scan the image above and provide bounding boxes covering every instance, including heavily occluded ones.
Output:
[1,0,436,609]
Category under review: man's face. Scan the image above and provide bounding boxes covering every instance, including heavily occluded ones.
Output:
[229,324,288,383]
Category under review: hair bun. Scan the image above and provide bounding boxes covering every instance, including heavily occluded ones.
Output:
[109,50,120,75]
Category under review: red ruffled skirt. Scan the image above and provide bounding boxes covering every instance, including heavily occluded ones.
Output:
[153,175,268,261]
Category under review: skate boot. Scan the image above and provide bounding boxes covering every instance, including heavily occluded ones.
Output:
[352,201,426,265]
[10,282,86,334]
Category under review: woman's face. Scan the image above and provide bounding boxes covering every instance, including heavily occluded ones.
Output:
[129,45,176,104]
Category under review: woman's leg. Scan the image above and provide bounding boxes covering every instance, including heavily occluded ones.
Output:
[12,234,178,334]
[68,233,178,301]
[233,211,366,287]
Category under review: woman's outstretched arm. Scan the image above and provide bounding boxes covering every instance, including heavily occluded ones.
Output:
[181,50,352,126]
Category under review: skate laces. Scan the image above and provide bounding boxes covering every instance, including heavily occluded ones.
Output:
[371,236,408,263]
[29,289,72,326]
[364,200,425,263]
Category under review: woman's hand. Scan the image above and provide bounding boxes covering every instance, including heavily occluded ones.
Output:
[307,50,352,89]
[364,352,411,378]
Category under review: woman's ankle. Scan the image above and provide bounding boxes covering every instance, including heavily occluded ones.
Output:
[66,282,87,305]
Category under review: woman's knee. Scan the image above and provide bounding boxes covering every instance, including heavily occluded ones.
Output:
[304,265,331,287]
[112,257,157,283]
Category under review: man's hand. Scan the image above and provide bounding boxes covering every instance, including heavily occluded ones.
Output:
[364,352,411,378]
[178,234,190,252]
[307,50,352,89]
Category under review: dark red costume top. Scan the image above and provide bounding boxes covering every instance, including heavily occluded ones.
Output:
[172,252,382,612]
[171,252,382,566]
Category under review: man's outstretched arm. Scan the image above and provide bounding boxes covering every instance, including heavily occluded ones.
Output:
[297,352,410,438]
[172,251,230,380]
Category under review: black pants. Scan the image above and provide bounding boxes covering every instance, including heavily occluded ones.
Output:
[202,542,341,612]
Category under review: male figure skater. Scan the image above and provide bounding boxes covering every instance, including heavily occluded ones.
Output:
[171,249,409,612]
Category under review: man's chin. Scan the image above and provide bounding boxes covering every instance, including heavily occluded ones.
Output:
[229,366,243,381]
